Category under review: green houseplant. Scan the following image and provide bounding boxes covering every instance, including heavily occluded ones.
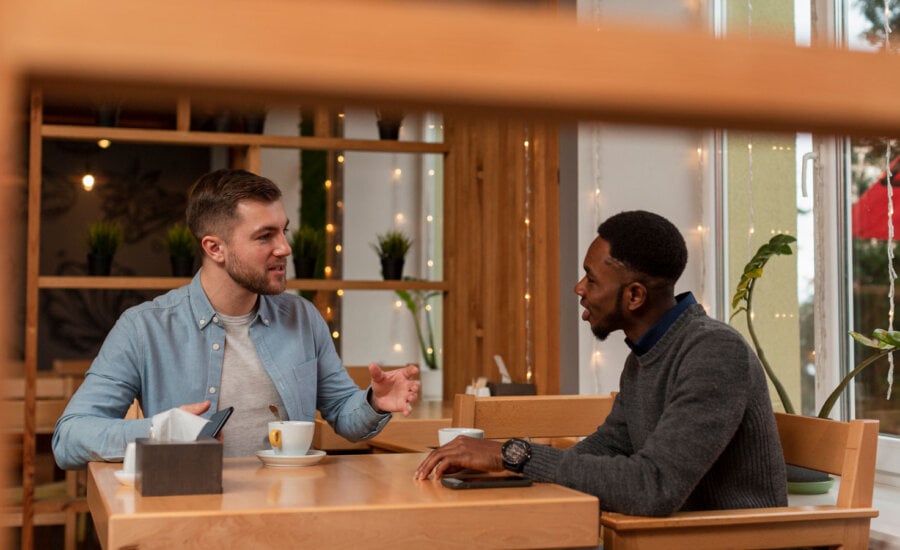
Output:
[730,233,897,418]
[85,220,124,276]
[396,280,441,371]
[290,226,324,279]
[731,233,897,491]
[166,223,196,277]
[372,230,413,280]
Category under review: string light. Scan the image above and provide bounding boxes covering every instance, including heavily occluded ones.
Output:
[394,300,403,308]
[885,3,896,399]
[332,331,340,339]
[97,139,111,149]
[335,288,343,297]
[81,173,95,191]
[524,125,534,384]
[335,244,342,253]
[337,155,344,164]
[393,343,403,352]
[324,179,332,189]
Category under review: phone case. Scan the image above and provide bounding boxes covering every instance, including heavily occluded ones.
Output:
[197,407,234,439]
[440,475,533,490]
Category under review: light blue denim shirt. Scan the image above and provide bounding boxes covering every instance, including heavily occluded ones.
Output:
[52,272,390,470]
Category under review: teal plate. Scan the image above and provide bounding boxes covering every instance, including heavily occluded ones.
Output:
[787,477,834,495]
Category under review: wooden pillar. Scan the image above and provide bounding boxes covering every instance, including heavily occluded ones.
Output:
[444,115,559,398]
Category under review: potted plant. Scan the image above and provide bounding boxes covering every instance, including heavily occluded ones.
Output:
[85,220,123,276]
[371,230,412,280]
[731,233,897,491]
[376,109,405,140]
[396,281,441,371]
[290,226,324,279]
[166,223,196,277]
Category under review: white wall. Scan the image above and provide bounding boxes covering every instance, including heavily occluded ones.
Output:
[568,1,719,395]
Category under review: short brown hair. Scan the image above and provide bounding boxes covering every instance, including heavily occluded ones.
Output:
[186,169,282,242]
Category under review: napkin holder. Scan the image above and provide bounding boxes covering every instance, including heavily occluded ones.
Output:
[487,382,536,396]
[135,436,223,496]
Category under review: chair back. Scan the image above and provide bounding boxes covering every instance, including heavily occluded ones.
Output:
[775,412,879,508]
[451,393,616,439]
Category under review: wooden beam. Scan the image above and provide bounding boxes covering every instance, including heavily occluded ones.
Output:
[4,0,900,136]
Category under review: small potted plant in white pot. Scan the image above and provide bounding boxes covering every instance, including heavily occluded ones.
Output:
[372,230,412,280]
[86,220,124,276]
[166,223,197,277]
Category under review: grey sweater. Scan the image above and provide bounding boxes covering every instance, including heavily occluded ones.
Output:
[523,304,788,516]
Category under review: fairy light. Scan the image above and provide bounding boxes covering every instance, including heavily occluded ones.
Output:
[336,288,343,297]
[324,179,332,189]
[394,300,403,308]
[325,223,335,233]
[524,125,534,383]
[885,0,896,399]
[335,244,342,253]
[324,266,332,277]
[887,139,896,398]
[337,155,344,164]
[426,260,434,268]
[395,213,405,224]
[81,173,95,191]
[426,215,433,223]
[97,139,111,149]
[747,139,756,260]
[393,168,402,179]
[425,304,432,312]
[332,331,340,339]
[393,343,403,352]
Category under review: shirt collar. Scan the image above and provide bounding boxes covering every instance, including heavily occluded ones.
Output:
[189,269,272,330]
[625,291,696,355]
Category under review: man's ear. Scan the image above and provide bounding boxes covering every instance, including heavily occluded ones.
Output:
[201,235,225,263]
[623,282,648,312]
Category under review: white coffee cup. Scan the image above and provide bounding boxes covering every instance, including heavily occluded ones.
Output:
[123,442,136,474]
[438,427,485,446]
[268,420,315,455]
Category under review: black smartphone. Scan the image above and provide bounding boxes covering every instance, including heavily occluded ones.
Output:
[441,475,533,490]
[197,406,234,439]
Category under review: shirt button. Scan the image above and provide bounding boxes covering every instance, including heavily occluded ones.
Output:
[212,316,219,324]
[213,343,220,351]
[199,319,206,326]
[209,387,216,394]
[263,318,270,326]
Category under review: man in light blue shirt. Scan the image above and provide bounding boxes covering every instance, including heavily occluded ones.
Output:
[53,169,420,469]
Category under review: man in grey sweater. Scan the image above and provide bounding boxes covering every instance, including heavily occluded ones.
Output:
[415,210,787,516]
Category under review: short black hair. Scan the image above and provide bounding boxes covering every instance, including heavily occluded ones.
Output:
[597,210,687,284]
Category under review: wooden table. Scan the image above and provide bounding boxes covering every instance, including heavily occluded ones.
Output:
[87,453,599,549]
[314,399,452,453]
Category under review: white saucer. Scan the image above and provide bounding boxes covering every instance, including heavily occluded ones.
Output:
[256,449,326,467]
[114,470,136,486]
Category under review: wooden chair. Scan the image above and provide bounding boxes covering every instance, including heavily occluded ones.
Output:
[600,413,880,549]
[451,393,616,446]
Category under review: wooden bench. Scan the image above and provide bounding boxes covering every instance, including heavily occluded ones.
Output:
[600,413,880,549]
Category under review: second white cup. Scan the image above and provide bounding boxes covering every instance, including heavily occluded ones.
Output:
[438,427,485,446]
[268,420,315,456]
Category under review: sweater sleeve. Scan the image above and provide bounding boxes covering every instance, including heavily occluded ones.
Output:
[523,329,756,516]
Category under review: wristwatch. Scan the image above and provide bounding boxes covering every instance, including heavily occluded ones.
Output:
[501,438,532,473]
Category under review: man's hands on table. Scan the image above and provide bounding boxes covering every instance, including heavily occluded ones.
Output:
[415,436,505,480]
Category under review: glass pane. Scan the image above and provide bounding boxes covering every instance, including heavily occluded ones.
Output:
[846,1,900,436]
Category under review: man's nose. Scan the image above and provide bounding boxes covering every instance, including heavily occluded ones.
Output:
[574,277,586,296]
[275,234,292,257]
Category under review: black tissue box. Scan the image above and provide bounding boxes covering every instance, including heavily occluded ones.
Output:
[135,436,223,496]
[488,382,537,396]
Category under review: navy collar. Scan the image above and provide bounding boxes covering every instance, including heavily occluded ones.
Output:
[625,292,696,355]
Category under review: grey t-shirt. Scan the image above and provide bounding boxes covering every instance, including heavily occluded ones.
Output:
[217,310,286,457]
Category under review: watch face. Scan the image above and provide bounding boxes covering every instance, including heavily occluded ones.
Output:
[503,439,531,469]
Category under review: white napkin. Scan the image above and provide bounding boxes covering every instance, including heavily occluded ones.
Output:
[149,408,209,442]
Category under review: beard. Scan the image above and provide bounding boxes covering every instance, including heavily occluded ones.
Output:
[591,284,626,341]
[225,250,286,296]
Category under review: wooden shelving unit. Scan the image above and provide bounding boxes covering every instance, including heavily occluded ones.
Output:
[18,87,456,548]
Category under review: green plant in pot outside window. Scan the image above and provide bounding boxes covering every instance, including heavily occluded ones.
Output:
[731,233,897,491]
[372,230,413,280]
[166,223,197,277]
[85,220,124,276]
